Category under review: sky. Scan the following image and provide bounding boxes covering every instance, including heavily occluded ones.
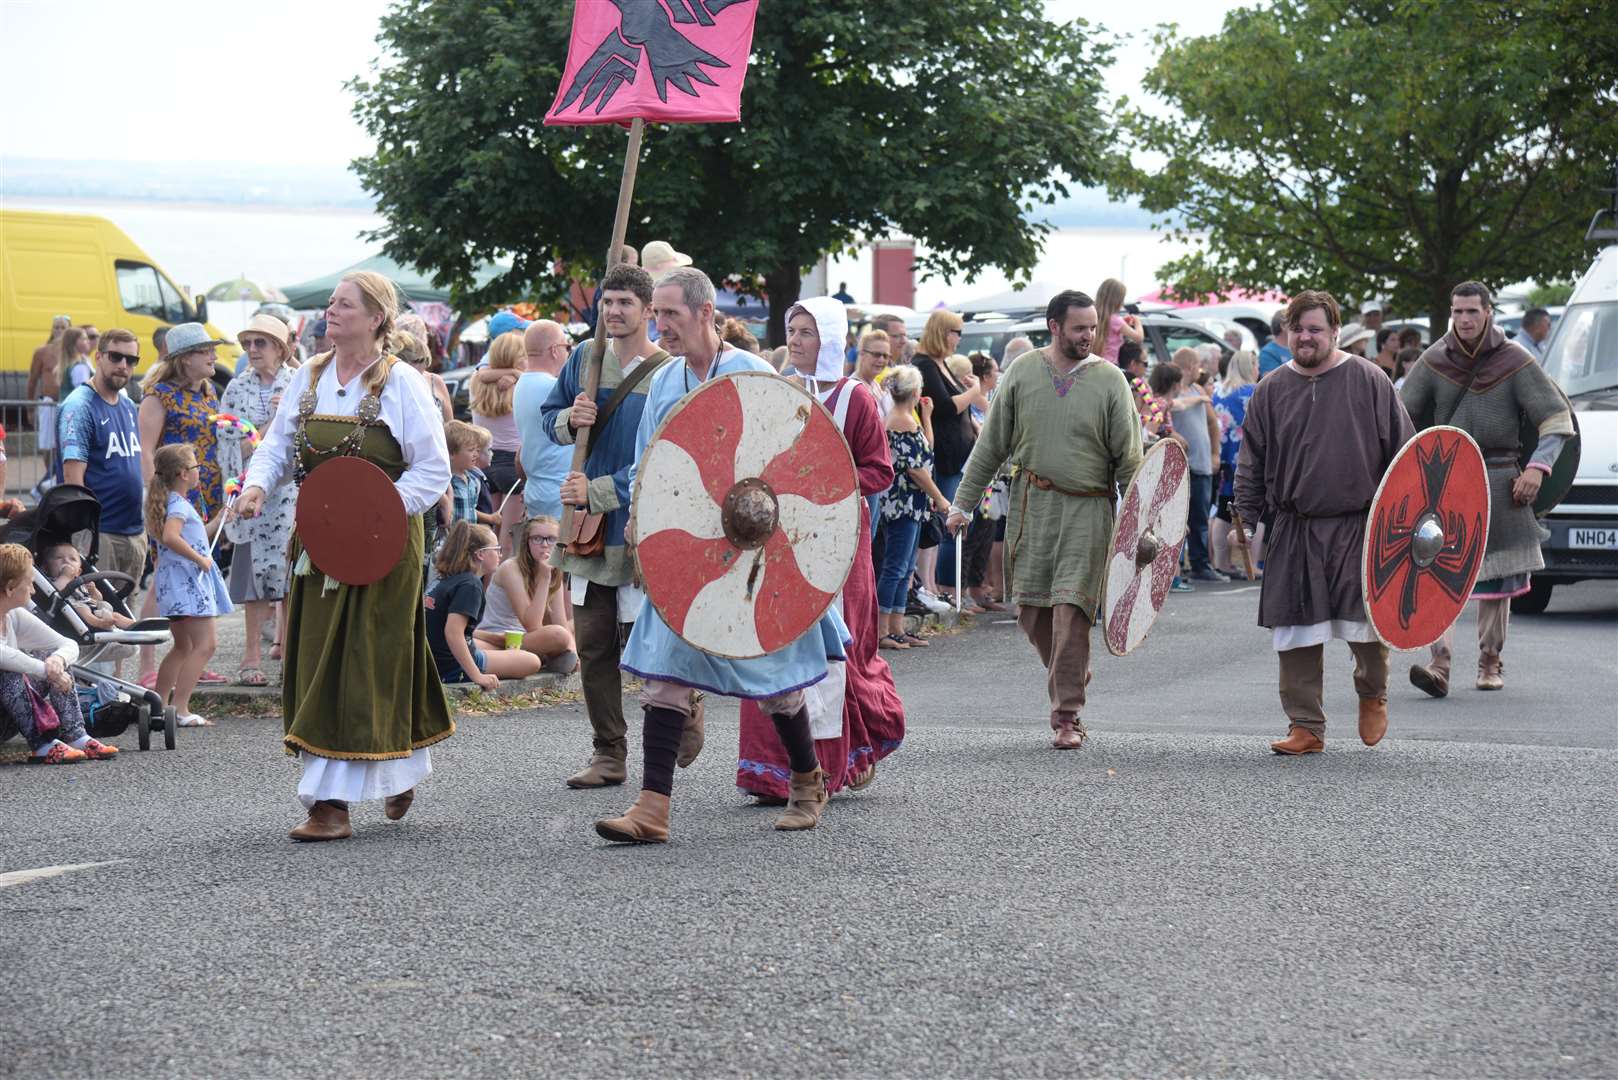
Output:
[1,0,1243,169]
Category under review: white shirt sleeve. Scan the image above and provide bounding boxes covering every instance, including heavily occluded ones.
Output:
[0,608,77,676]
[387,362,452,516]
[243,362,309,496]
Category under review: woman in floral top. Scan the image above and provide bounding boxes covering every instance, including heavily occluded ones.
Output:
[876,365,950,650]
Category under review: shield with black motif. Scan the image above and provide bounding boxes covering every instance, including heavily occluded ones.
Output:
[630,372,860,659]
[1363,426,1491,650]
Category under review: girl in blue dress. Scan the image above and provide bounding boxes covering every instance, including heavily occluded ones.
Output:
[147,443,232,727]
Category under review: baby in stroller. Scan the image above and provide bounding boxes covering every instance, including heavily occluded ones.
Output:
[1,485,178,751]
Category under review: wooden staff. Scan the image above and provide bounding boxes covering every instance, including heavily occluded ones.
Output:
[1230,509,1258,581]
[561,116,645,547]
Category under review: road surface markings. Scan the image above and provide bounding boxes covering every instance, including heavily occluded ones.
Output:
[0,859,130,890]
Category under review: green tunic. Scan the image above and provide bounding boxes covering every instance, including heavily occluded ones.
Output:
[282,417,455,760]
[954,350,1143,619]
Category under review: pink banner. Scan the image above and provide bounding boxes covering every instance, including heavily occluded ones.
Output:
[544,0,759,127]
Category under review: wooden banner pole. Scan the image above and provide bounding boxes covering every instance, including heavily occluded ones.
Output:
[562,116,645,548]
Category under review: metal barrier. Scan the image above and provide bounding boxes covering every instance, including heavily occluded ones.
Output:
[0,398,69,498]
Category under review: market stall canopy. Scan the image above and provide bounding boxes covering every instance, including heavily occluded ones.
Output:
[953,280,1070,317]
[278,254,507,311]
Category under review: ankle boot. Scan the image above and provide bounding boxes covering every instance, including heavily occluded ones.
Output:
[384,788,415,821]
[1409,662,1449,699]
[595,790,671,844]
[1476,653,1504,691]
[677,691,706,768]
[1270,725,1324,755]
[566,753,628,789]
[289,800,352,842]
[774,768,828,831]
[1357,698,1388,747]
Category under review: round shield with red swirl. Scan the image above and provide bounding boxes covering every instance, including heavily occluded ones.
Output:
[1364,426,1490,650]
[631,372,860,659]
[1102,439,1190,657]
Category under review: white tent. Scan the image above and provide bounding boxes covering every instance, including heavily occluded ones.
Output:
[952,280,1070,314]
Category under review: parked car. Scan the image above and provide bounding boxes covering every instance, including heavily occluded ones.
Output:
[955,313,1235,370]
[1517,240,1618,613]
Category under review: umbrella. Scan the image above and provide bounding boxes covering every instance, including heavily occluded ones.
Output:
[204,275,287,304]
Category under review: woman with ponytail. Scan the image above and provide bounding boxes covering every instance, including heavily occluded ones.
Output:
[236,270,453,843]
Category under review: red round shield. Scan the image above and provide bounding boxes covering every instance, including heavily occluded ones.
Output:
[1102,439,1190,657]
[1363,426,1490,650]
[631,372,860,659]
[295,456,408,587]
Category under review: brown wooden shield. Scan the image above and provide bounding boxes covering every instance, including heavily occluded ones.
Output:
[631,372,860,659]
[1102,439,1190,657]
[295,456,408,587]
[1363,426,1490,650]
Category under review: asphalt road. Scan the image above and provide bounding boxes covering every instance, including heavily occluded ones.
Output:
[3,581,1614,1079]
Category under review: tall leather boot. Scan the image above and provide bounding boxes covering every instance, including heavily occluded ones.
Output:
[774,768,828,831]
[289,800,352,842]
[595,791,671,844]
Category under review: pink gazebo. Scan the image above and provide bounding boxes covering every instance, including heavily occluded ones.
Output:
[1136,286,1289,309]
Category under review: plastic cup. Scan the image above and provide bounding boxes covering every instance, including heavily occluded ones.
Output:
[504,631,524,650]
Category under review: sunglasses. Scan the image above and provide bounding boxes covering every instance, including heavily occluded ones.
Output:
[103,351,139,366]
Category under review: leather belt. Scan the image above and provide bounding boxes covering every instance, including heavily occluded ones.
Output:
[1023,469,1109,498]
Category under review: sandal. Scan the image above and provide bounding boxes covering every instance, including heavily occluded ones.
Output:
[176,713,214,727]
[237,666,269,687]
[848,762,877,791]
[901,632,930,647]
[879,634,910,650]
[197,670,230,686]
[137,671,158,690]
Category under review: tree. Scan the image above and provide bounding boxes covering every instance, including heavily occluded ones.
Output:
[1104,0,1618,336]
[349,0,1114,343]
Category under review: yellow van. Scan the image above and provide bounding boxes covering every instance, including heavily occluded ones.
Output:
[0,209,239,385]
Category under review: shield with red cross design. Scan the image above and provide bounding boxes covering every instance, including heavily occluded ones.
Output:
[630,372,860,659]
[1102,438,1191,657]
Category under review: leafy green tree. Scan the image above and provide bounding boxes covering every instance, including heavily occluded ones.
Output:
[1105,0,1618,335]
[350,0,1114,343]
[1527,281,1575,307]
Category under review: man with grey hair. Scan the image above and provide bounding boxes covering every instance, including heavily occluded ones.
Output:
[596,266,851,843]
[870,313,912,364]
[1001,335,1034,370]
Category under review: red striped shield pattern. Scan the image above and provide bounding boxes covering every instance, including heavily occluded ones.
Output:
[1102,438,1191,656]
[631,372,860,659]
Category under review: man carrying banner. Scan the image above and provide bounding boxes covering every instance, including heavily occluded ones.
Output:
[946,290,1142,750]
[598,268,851,843]
[736,295,904,801]
[543,263,676,789]
[1234,291,1415,755]
[1401,281,1574,696]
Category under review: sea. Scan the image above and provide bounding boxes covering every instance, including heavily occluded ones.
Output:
[3,196,1203,334]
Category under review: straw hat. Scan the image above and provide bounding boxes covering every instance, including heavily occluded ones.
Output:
[641,240,692,278]
[237,313,291,351]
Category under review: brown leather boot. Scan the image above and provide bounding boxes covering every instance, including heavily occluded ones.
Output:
[677,692,706,768]
[566,754,627,789]
[1050,712,1088,750]
[289,800,352,842]
[1476,654,1504,691]
[594,791,671,844]
[1270,725,1324,755]
[1408,663,1449,698]
[1357,698,1388,747]
[774,768,828,831]
[384,788,415,821]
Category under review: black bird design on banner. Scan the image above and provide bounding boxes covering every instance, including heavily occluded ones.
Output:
[558,0,751,116]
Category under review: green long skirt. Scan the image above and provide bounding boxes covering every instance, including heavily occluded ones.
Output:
[281,418,454,760]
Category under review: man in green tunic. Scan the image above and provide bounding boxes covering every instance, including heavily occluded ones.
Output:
[948,290,1142,750]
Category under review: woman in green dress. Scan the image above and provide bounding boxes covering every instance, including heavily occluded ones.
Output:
[236,271,453,842]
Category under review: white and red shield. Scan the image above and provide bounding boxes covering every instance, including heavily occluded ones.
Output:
[1102,439,1191,657]
[1364,426,1490,650]
[631,372,860,659]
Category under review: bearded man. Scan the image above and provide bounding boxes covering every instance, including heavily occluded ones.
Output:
[1401,281,1573,695]
[1234,291,1415,755]
[947,290,1142,751]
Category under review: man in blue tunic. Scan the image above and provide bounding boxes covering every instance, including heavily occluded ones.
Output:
[597,267,850,844]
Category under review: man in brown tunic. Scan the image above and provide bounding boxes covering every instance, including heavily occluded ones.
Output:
[1235,291,1415,754]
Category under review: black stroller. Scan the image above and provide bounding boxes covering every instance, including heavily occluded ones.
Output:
[2,484,178,750]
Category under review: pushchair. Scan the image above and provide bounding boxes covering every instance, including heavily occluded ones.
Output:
[2,484,178,750]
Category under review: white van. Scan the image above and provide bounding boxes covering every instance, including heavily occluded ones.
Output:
[1522,234,1618,612]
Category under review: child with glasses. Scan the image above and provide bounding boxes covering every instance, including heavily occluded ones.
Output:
[471,516,577,674]
[424,522,543,688]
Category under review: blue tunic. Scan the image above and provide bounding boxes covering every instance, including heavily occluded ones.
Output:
[619,349,850,698]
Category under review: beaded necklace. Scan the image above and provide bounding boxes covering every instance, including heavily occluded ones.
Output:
[292,353,388,485]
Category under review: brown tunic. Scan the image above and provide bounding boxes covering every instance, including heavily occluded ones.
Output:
[1235,356,1415,629]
